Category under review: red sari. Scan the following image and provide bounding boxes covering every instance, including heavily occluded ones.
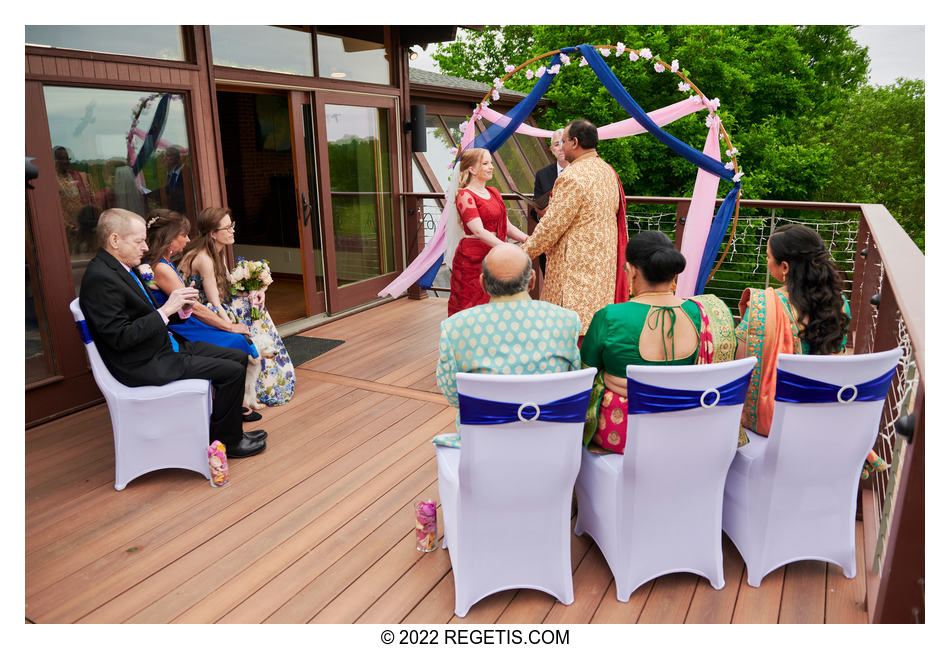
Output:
[447,186,509,316]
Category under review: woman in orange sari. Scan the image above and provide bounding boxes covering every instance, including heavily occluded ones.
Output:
[736,223,883,478]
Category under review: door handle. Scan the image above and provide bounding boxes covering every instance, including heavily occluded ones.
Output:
[301,192,312,227]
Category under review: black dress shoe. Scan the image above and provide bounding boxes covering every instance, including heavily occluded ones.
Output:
[242,408,263,423]
[243,429,268,442]
[226,437,266,458]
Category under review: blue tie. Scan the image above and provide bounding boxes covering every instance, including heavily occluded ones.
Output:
[129,269,179,352]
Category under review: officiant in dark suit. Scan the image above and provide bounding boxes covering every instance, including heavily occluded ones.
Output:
[530,128,568,277]
[79,208,267,458]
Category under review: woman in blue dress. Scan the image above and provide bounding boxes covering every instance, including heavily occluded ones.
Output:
[178,206,296,407]
[141,209,263,421]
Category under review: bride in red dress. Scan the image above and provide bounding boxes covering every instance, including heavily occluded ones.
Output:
[447,148,528,316]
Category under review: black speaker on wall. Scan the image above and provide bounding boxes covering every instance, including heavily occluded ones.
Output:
[410,104,426,152]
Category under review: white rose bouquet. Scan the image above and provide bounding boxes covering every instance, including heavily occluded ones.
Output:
[227,257,273,319]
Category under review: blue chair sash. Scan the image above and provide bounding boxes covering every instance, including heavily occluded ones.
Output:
[75,319,92,344]
[775,366,896,404]
[458,389,592,426]
[627,370,753,415]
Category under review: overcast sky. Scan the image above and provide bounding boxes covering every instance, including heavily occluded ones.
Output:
[410,26,926,87]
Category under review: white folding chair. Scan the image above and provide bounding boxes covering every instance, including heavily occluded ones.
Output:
[435,367,596,618]
[574,357,757,601]
[69,298,212,490]
[723,348,902,586]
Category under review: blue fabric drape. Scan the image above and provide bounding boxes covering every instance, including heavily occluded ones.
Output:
[458,389,592,425]
[131,93,171,176]
[417,253,443,289]
[577,44,741,295]
[472,52,563,154]
[693,185,740,295]
[626,370,753,415]
[775,367,897,404]
[579,45,734,181]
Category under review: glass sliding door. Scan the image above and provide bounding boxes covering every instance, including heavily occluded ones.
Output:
[315,94,400,312]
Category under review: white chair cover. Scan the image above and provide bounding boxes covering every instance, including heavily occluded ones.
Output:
[69,299,212,490]
[435,367,597,618]
[723,348,902,586]
[574,357,757,601]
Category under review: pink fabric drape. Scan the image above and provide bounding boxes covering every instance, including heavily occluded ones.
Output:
[480,97,706,141]
[675,116,722,298]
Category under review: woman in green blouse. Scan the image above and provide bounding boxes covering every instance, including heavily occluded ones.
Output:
[581,231,714,453]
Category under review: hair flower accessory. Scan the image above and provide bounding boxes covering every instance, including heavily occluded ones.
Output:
[136,264,157,289]
[146,216,159,228]
[616,42,625,56]
[639,48,653,60]
[654,62,665,73]
[670,59,680,73]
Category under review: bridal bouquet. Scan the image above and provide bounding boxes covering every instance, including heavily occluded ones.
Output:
[228,257,273,319]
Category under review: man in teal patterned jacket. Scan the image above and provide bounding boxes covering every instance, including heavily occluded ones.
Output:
[435,243,582,442]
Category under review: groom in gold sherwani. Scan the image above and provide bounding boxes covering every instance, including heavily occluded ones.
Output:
[522,119,627,335]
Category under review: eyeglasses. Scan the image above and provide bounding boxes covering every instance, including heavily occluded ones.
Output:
[216,222,236,233]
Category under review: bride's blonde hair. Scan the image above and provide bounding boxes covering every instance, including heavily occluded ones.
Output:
[457,148,489,189]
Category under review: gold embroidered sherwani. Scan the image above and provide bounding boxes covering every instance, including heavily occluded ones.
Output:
[522,151,620,334]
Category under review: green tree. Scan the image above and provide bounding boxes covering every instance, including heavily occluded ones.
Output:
[433,25,870,203]
[810,79,924,250]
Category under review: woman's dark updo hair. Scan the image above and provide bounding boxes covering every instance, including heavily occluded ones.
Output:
[769,224,850,355]
[625,231,686,284]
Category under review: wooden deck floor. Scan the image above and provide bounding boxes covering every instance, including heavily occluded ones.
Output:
[25,296,869,624]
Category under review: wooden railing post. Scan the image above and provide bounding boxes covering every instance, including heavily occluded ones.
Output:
[672,200,689,251]
[404,195,427,300]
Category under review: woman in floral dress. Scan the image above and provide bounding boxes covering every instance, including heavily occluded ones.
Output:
[179,206,295,406]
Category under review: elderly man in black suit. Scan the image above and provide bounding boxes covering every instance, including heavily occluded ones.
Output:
[79,208,267,458]
[530,128,568,276]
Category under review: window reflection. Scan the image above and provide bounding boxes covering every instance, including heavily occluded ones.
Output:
[317,28,390,85]
[26,25,184,60]
[325,104,395,285]
[26,200,56,383]
[514,132,553,174]
[495,136,535,192]
[210,25,314,76]
[43,86,194,296]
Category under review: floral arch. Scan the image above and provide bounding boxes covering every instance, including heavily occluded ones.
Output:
[381,42,743,300]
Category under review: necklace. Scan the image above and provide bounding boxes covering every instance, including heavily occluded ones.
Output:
[632,290,675,299]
